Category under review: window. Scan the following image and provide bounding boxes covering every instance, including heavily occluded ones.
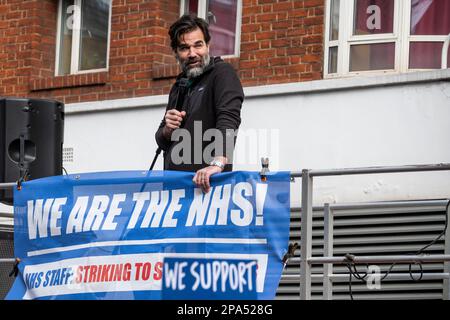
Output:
[180,0,242,57]
[324,0,450,77]
[56,0,112,76]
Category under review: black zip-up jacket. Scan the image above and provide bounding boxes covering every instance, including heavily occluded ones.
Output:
[155,56,244,172]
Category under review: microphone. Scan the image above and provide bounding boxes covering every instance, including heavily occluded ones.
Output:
[149,78,190,171]
[174,78,190,112]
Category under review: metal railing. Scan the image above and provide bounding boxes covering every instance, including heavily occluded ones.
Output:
[2,164,450,299]
[0,183,16,189]
[0,183,15,267]
[0,183,15,225]
[295,163,450,300]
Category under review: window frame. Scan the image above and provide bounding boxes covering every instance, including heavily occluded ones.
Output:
[324,0,450,78]
[179,0,242,58]
[55,0,112,76]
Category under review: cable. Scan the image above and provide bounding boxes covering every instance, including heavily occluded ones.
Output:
[414,199,449,255]
[380,262,397,281]
[282,243,299,270]
[412,199,449,274]
[351,263,369,281]
[404,199,449,282]
[408,262,423,282]
[16,169,29,190]
[347,263,353,300]
[345,199,450,300]
[8,258,21,278]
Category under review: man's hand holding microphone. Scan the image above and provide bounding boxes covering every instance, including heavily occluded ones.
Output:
[162,108,226,194]
[162,109,186,139]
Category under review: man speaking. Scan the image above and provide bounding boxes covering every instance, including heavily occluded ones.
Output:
[155,14,244,193]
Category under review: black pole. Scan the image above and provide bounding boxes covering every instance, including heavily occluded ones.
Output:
[149,147,162,171]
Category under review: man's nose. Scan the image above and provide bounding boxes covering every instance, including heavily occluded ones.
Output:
[188,47,197,58]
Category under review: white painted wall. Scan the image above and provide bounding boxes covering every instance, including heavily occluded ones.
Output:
[240,80,450,206]
[1,70,449,215]
[61,70,450,206]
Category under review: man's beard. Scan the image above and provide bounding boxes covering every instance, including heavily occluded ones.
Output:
[179,54,211,79]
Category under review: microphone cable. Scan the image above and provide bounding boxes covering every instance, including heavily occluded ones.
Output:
[346,199,450,300]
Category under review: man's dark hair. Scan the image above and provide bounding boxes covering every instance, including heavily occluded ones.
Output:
[168,14,211,52]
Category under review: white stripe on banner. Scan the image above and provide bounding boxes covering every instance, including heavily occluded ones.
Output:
[27,238,268,257]
[22,252,269,299]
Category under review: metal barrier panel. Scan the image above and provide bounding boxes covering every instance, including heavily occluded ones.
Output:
[0,231,14,299]
[299,164,450,300]
[277,199,450,300]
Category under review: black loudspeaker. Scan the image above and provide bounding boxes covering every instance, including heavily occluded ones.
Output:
[0,98,64,205]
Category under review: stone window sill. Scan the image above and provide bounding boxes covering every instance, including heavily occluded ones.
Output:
[30,72,108,91]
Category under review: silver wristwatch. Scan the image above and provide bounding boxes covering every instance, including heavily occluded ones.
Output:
[210,160,225,170]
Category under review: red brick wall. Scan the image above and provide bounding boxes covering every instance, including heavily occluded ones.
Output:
[0,0,325,104]
[240,0,324,86]
[0,0,56,97]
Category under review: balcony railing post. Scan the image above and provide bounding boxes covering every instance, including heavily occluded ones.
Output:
[300,169,313,300]
[444,200,450,300]
[323,203,334,300]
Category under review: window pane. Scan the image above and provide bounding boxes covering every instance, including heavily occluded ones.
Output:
[185,0,198,15]
[207,0,238,56]
[328,47,338,73]
[79,0,111,71]
[409,42,449,69]
[411,0,450,35]
[58,0,75,75]
[350,43,395,71]
[330,0,340,41]
[353,0,394,35]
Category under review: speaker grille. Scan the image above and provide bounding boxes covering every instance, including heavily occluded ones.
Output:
[0,98,64,205]
[63,147,74,163]
[0,231,14,299]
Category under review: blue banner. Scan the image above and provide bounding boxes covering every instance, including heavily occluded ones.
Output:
[6,170,290,300]
[162,257,258,300]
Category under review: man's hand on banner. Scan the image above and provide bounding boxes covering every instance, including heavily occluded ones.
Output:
[193,165,222,193]
[193,156,227,193]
